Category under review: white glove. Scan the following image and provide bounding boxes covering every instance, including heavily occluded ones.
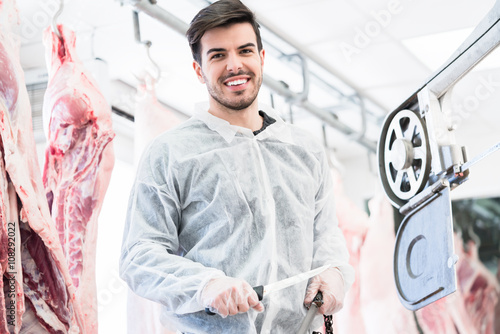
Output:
[304,267,345,315]
[201,277,264,317]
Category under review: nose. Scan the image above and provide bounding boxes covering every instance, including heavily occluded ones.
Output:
[226,51,243,72]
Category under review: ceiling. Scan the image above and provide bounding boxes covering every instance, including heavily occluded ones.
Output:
[14,0,500,161]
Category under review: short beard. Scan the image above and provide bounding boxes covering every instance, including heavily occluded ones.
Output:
[204,71,262,111]
[210,89,258,111]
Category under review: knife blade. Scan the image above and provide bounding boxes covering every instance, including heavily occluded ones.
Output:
[205,264,330,315]
[253,264,330,301]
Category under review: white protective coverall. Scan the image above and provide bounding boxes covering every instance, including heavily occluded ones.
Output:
[119,104,354,333]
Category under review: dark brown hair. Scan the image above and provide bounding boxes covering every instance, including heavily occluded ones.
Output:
[186,0,263,65]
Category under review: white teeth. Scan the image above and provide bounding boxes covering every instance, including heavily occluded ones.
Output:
[226,79,247,86]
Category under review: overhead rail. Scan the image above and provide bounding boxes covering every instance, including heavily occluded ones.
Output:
[121,0,379,152]
[426,0,500,98]
[263,75,376,151]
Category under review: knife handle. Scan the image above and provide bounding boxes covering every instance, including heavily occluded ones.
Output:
[253,285,264,301]
[205,308,216,315]
[205,286,264,315]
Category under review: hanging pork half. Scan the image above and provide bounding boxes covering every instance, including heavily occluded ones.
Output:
[357,194,421,334]
[127,74,180,334]
[42,24,115,334]
[0,1,83,333]
[329,168,370,334]
[133,74,180,163]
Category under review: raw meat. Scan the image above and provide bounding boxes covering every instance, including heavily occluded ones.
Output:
[0,1,82,333]
[415,233,499,334]
[42,24,115,334]
[416,296,462,333]
[357,194,420,334]
[20,222,71,333]
[455,236,499,333]
[5,183,24,334]
[133,74,180,163]
[0,172,9,333]
[0,4,24,329]
[128,74,179,334]
[329,168,369,334]
[2,176,23,334]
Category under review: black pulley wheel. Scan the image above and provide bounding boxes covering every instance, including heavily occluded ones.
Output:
[377,109,431,208]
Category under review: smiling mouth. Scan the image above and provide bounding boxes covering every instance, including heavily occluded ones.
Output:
[225,78,249,87]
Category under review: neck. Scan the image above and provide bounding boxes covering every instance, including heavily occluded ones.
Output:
[208,100,262,131]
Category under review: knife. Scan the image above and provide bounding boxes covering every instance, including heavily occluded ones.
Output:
[205,264,330,315]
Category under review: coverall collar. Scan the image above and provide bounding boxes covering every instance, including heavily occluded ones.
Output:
[193,102,294,144]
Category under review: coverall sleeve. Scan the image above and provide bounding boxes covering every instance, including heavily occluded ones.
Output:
[312,149,355,292]
[119,144,226,315]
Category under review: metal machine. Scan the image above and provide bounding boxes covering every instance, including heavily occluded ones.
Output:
[377,1,500,310]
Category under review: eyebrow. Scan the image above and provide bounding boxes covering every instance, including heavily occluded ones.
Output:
[206,43,257,56]
[238,43,256,50]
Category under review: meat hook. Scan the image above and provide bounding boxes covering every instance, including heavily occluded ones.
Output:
[51,0,64,39]
[132,10,162,82]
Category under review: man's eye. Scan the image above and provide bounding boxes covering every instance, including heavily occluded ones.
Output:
[241,49,253,54]
[211,54,223,60]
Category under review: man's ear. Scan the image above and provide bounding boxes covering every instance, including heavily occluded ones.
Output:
[193,60,205,84]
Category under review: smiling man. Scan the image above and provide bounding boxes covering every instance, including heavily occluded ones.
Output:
[119,1,354,333]
[193,22,264,127]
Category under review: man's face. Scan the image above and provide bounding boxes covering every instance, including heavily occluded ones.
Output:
[193,22,265,112]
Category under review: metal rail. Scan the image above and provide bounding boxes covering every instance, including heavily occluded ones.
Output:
[429,0,500,98]
[263,75,377,151]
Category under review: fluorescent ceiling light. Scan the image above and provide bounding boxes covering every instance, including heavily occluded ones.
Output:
[403,27,500,74]
[402,28,474,72]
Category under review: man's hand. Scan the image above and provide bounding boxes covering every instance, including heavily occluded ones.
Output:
[201,277,264,317]
[304,267,345,315]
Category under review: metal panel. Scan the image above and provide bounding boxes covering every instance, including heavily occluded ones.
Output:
[394,183,457,310]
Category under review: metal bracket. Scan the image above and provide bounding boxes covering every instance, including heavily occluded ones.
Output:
[399,178,448,216]
[417,87,469,187]
[280,53,310,103]
[132,10,161,81]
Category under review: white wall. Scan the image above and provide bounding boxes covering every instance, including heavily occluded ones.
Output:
[96,158,133,334]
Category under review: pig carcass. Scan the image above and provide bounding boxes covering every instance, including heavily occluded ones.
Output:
[329,168,369,334]
[133,74,180,163]
[42,24,115,334]
[128,74,179,334]
[415,296,464,334]
[358,194,420,334]
[0,1,23,330]
[0,1,82,333]
[454,236,499,333]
